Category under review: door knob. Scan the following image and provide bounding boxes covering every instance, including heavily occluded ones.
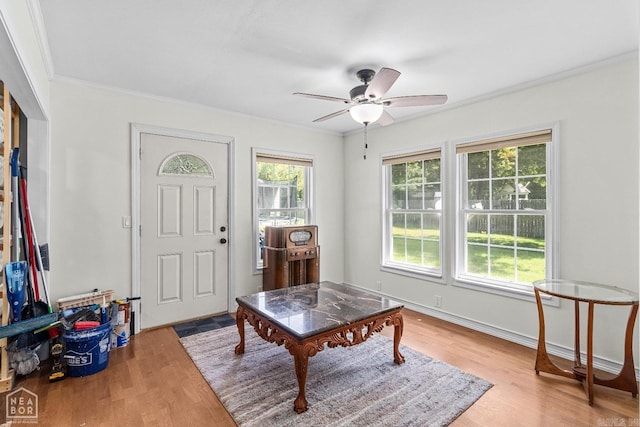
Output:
[220,238,227,244]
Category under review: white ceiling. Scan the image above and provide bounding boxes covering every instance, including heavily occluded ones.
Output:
[35,1,638,134]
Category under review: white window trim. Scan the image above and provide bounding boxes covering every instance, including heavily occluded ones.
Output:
[251,147,315,273]
[452,122,560,303]
[380,144,446,281]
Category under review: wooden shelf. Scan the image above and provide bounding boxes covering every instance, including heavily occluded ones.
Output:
[0,82,17,390]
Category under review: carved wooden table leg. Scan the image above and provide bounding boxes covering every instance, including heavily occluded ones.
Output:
[234,306,245,355]
[392,312,405,365]
[291,343,310,413]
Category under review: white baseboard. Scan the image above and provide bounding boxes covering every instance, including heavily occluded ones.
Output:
[343,282,640,381]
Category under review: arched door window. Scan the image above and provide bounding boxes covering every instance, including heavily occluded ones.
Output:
[159,152,213,178]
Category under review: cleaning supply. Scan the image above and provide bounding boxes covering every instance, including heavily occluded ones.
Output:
[74,321,100,331]
[5,262,27,322]
[48,339,65,382]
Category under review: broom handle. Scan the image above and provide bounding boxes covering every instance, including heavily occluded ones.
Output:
[19,175,40,301]
[27,205,50,308]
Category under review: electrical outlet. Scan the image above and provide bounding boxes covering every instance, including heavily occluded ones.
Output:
[435,295,442,308]
[376,281,382,291]
[257,285,262,293]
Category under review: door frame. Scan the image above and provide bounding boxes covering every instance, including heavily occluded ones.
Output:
[130,123,235,333]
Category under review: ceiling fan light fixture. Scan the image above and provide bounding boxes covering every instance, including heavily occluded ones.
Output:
[349,103,383,125]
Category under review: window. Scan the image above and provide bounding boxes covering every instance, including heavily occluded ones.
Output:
[456,129,554,293]
[253,150,313,270]
[382,148,443,277]
[159,153,213,177]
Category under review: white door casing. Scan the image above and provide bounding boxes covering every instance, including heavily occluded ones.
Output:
[131,124,234,331]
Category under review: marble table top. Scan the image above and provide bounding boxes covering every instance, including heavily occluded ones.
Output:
[236,281,403,339]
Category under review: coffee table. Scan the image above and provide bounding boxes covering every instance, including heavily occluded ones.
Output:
[234,281,405,413]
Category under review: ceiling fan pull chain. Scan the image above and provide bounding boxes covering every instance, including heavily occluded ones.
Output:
[363,123,369,160]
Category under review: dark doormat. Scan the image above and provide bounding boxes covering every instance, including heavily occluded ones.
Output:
[173,313,236,338]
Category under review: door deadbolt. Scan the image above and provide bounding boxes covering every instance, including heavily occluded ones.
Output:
[220,226,226,232]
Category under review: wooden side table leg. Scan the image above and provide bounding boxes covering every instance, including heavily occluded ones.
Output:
[574,300,581,366]
[534,290,574,378]
[392,312,405,365]
[291,343,309,413]
[593,303,639,396]
[586,302,594,406]
[234,306,245,355]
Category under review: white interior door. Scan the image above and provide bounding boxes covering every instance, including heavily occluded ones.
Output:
[140,132,228,329]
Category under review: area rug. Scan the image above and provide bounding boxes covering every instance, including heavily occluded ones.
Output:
[180,324,492,427]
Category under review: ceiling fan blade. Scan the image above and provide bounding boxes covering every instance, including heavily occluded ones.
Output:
[384,95,448,107]
[312,109,349,122]
[293,92,351,103]
[377,110,395,126]
[365,68,401,100]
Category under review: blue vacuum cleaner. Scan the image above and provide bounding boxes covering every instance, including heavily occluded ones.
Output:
[5,261,27,322]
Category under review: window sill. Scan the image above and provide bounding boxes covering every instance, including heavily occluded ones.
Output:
[454,276,559,306]
[381,263,446,285]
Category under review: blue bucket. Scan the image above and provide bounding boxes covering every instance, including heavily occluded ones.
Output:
[63,322,111,377]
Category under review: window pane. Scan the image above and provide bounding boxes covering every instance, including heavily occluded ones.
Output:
[467,243,488,277]
[406,213,421,239]
[406,161,422,182]
[424,183,441,209]
[518,144,546,176]
[516,249,545,283]
[490,247,515,282]
[492,179,517,209]
[391,213,406,263]
[467,214,488,244]
[422,213,440,268]
[392,163,406,185]
[424,159,440,182]
[161,153,212,176]
[468,181,489,209]
[520,177,546,209]
[490,215,514,246]
[407,184,422,209]
[392,186,406,209]
[468,151,489,179]
[491,147,516,178]
[517,216,545,249]
[257,162,304,209]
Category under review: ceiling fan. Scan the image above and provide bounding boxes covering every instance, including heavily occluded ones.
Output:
[294,67,448,126]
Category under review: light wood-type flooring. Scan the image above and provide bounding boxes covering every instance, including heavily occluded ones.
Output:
[2,309,638,426]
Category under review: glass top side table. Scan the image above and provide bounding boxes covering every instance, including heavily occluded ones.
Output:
[533,279,639,406]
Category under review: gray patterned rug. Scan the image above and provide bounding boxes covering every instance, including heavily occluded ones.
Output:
[180,324,492,427]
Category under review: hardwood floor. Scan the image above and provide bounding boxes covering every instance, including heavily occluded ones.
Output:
[2,309,638,426]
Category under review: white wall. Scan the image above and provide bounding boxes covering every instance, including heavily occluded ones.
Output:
[0,1,51,298]
[343,56,639,365]
[48,81,344,305]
